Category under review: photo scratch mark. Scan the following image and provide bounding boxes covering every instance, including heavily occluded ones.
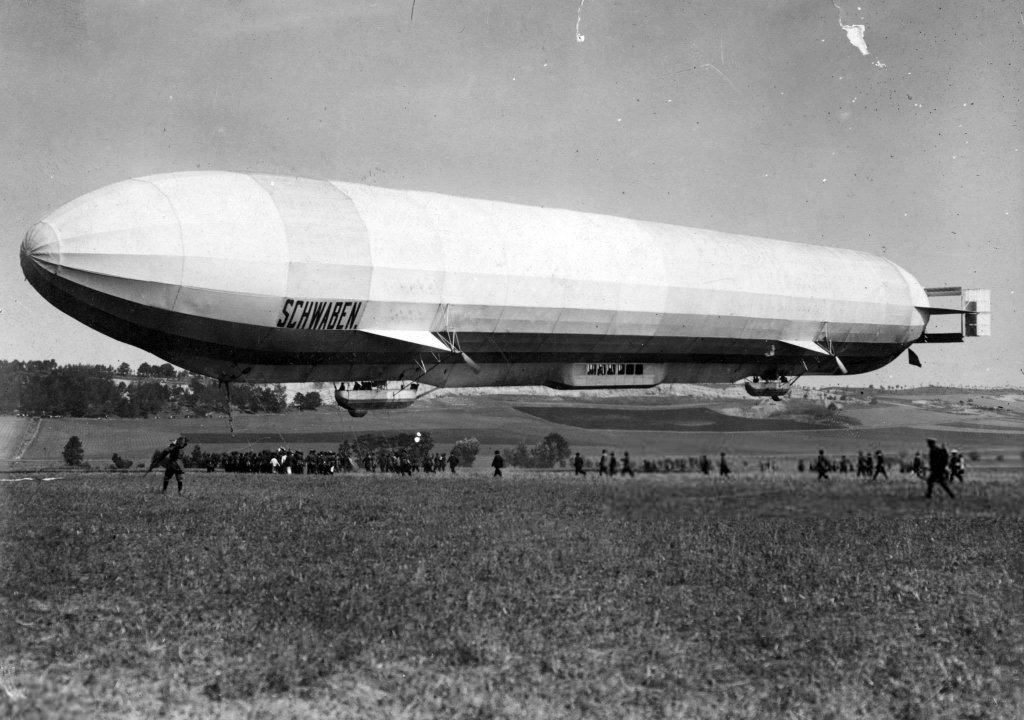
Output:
[833,1,870,56]
[842,23,870,55]
[576,0,586,42]
[701,63,739,94]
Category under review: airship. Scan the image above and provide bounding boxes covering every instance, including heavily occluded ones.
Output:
[20,171,989,415]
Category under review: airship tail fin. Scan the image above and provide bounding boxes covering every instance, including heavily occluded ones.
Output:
[918,287,991,342]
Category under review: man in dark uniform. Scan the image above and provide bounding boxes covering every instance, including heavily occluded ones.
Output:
[700,455,711,475]
[718,452,731,478]
[872,449,888,481]
[949,449,966,483]
[925,438,955,499]
[815,449,830,480]
[573,452,586,476]
[598,450,608,476]
[621,451,635,477]
[150,436,188,495]
[491,450,504,477]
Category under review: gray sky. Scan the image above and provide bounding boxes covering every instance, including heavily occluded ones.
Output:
[1,1,1020,386]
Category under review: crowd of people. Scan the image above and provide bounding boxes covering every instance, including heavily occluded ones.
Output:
[170,445,465,476]
[806,441,967,491]
[149,436,969,502]
[363,450,460,475]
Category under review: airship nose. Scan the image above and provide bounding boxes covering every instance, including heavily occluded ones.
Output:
[20,221,61,281]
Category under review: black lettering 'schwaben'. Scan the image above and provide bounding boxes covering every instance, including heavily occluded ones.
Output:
[276,300,363,330]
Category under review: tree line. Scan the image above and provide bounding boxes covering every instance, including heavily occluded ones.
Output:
[0,360,290,417]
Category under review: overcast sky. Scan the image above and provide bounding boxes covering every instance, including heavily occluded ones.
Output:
[1,1,1020,387]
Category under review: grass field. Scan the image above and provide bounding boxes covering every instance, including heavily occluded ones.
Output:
[1,469,1022,718]
[7,392,1023,472]
[0,417,32,462]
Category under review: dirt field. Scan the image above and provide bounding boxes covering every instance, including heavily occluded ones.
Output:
[1,469,1022,718]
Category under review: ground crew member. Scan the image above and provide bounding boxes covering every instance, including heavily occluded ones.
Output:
[491,450,504,477]
[718,452,731,478]
[949,449,966,483]
[598,450,608,476]
[872,450,888,481]
[150,436,188,495]
[815,449,830,480]
[573,452,586,476]
[912,452,924,478]
[621,451,635,477]
[925,438,955,499]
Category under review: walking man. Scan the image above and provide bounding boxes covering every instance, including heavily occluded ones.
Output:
[598,450,608,477]
[491,450,504,478]
[925,438,955,499]
[949,449,966,483]
[815,449,830,480]
[719,452,731,478]
[872,449,888,481]
[621,451,635,477]
[150,436,188,495]
[573,452,586,476]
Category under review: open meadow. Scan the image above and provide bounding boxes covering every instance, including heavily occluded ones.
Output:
[1,469,1023,718]
[4,388,1023,472]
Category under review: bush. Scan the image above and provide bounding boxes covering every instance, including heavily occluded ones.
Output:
[62,436,84,466]
[968,450,981,462]
[505,433,573,468]
[450,438,480,468]
[536,433,572,467]
[110,453,133,470]
[293,391,323,411]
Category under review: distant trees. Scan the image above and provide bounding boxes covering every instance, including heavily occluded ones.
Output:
[449,437,481,467]
[505,433,572,468]
[0,360,25,413]
[63,436,84,466]
[20,365,125,417]
[0,360,293,417]
[137,362,176,378]
[292,391,323,411]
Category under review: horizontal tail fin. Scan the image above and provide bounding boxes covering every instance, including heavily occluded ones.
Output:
[918,287,990,342]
